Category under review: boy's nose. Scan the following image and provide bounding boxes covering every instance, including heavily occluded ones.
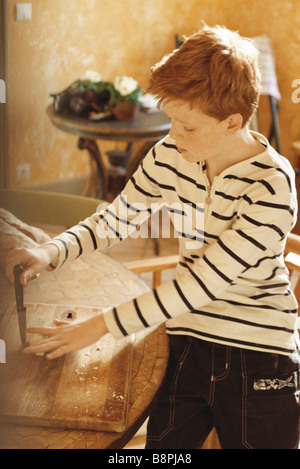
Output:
[169,123,182,142]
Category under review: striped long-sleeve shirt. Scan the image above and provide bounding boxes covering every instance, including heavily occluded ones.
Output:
[47,131,299,356]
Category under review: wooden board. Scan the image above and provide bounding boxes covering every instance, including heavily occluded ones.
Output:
[0,303,133,433]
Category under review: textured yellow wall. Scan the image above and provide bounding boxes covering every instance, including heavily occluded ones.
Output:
[7,0,300,189]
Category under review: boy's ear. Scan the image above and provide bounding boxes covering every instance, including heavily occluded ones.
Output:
[225,114,243,134]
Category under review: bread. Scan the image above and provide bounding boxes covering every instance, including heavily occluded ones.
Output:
[0,209,50,244]
[0,209,51,270]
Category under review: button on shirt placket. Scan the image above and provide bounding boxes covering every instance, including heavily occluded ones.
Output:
[203,173,214,222]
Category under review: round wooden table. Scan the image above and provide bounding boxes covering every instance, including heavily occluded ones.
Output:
[46,105,171,200]
[0,251,169,449]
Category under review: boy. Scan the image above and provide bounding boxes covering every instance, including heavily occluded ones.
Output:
[6,25,300,449]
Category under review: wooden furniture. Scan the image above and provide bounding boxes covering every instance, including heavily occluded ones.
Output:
[0,303,134,433]
[125,254,180,289]
[0,190,169,449]
[46,105,171,200]
[292,141,300,161]
[0,253,169,449]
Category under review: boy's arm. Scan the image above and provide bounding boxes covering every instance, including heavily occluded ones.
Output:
[102,187,297,339]
[5,144,162,284]
[45,146,163,270]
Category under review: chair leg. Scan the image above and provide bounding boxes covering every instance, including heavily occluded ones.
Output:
[269,96,281,153]
[153,270,162,289]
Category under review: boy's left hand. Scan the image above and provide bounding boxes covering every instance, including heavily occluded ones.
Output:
[23,314,109,360]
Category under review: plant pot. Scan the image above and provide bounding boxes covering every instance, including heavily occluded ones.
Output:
[111,101,139,121]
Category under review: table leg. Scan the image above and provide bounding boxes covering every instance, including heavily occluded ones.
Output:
[77,137,108,199]
[81,156,98,198]
[126,141,155,182]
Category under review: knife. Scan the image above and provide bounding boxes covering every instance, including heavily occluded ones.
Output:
[14,264,27,347]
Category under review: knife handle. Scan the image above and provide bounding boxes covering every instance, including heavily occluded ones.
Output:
[14,264,25,312]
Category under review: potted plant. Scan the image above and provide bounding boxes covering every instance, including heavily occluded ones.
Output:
[106,76,142,120]
[52,71,143,120]
[75,70,110,109]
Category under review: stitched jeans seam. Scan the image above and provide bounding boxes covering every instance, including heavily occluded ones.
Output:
[209,346,231,406]
[148,336,192,441]
[214,346,231,382]
[240,349,254,449]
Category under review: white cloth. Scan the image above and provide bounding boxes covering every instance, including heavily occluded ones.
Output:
[252,35,281,100]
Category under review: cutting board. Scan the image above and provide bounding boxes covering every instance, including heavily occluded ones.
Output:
[0,303,134,432]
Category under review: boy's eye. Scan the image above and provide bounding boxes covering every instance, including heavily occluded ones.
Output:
[184,127,195,132]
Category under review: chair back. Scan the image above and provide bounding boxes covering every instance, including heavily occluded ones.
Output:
[0,189,105,229]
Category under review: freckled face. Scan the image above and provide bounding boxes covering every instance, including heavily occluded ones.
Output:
[163,100,228,163]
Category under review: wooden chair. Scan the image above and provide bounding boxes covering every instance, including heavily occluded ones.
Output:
[124,254,179,289]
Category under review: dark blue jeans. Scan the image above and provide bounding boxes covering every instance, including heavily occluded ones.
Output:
[146,335,300,449]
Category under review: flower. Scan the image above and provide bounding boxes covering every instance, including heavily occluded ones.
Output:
[114,76,139,97]
[107,76,142,107]
[84,70,102,83]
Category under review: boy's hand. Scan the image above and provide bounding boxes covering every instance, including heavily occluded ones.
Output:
[5,244,59,286]
[23,314,109,360]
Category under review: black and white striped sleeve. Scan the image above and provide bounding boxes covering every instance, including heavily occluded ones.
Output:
[103,184,297,339]
[45,145,163,269]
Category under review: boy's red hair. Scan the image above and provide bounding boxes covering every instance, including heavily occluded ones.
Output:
[147,25,261,127]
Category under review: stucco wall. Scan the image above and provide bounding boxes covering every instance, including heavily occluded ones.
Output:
[7,0,300,189]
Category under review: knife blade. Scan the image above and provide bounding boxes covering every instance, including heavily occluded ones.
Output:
[14,264,27,347]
